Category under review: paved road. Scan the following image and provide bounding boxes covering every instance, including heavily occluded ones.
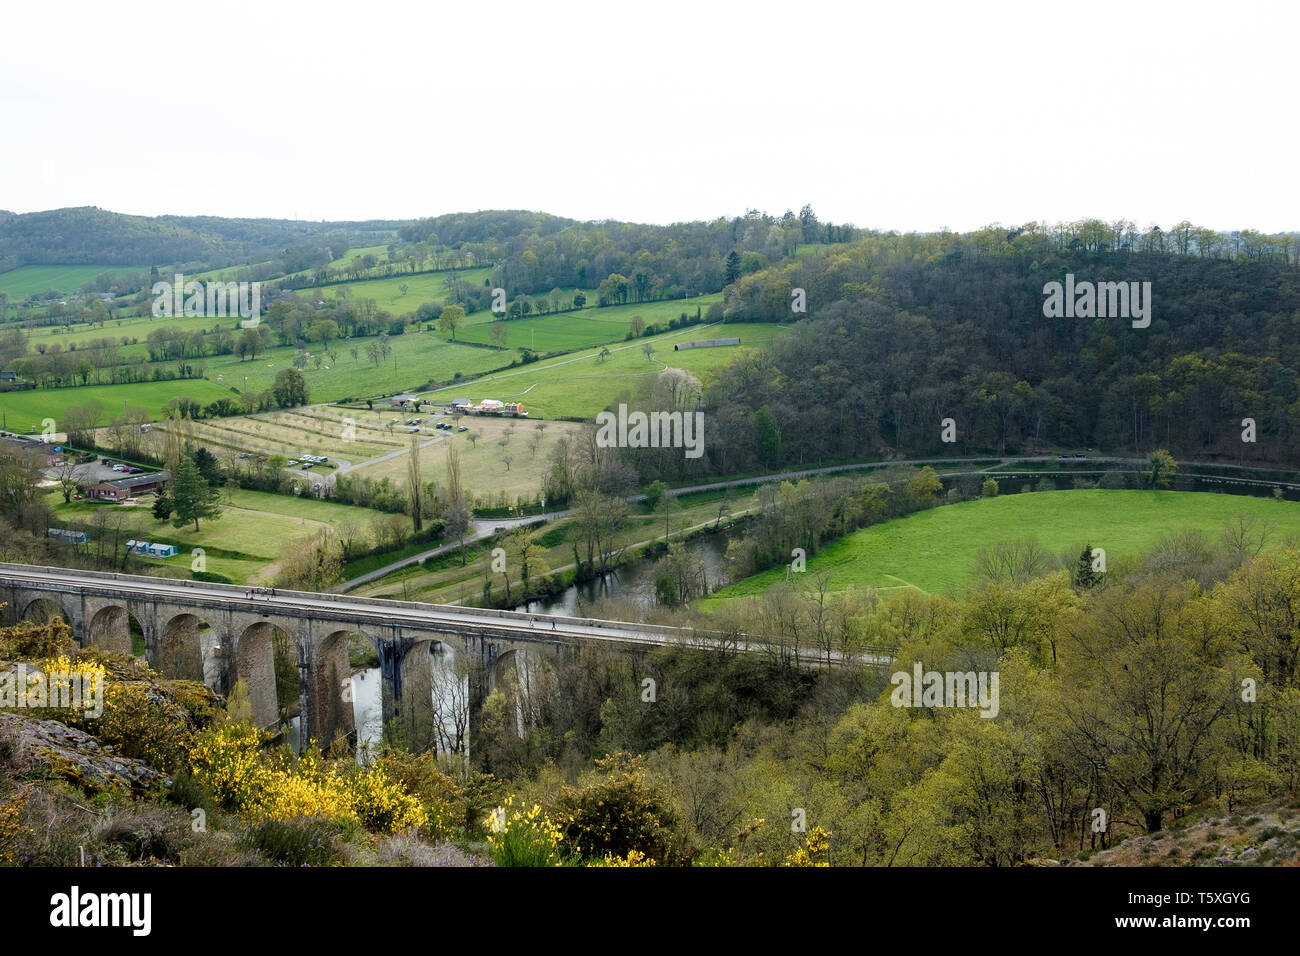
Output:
[338,510,570,592]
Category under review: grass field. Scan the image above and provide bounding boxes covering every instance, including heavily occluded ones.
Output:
[426,321,787,419]
[9,296,776,436]
[456,293,724,352]
[348,416,588,507]
[0,265,147,299]
[47,487,382,583]
[0,379,235,432]
[292,268,493,313]
[193,333,507,402]
[699,489,1300,608]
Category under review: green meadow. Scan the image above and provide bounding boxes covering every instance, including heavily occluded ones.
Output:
[47,487,382,584]
[455,293,725,352]
[700,489,1300,607]
[293,267,493,313]
[0,380,235,432]
[0,264,147,299]
[427,321,785,419]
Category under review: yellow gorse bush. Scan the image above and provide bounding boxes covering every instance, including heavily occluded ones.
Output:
[188,724,426,832]
[783,826,832,867]
[2,657,106,715]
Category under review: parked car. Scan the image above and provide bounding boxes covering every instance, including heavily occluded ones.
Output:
[457,425,468,432]
[301,463,313,469]
[409,427,420,433]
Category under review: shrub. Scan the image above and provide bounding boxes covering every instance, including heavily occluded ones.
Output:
[245,817,341,866]
[190,724,427,833]
[348,765,427,833]
[90,804,192,863]
[0,619,76,658]
[0,786,32,865]
[167,771,218,816]
[92,681,195,772]
[1098,469,1127,489]
[554,754,687,865]
[377,749,496,837]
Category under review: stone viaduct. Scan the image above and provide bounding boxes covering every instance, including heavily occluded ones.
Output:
[0,562,760,757]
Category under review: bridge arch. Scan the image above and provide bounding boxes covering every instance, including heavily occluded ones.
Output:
[157,612,208,682]
[23,596,70,627]
[493,646,549,737]
[389,638,468,757]
[235,621,301,731]
[85,604,143,656]
[309,629,373,753]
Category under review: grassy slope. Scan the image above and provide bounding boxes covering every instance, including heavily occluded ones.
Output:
[0,265,147,298]
[425,321,786,419]
[48,487,382,584]
[295,268,493,312]
[0,379,235,431]
[700,489,1300,607]
[456,293,725,351]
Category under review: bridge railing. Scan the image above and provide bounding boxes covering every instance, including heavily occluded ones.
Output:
[0,562,711,642]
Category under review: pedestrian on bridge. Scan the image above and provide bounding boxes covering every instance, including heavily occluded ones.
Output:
[551,619,556,631]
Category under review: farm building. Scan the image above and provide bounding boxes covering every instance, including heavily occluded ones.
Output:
[85,472,169,501]
[47,528,90,545]
[390,394,422,409]
[0,435,62,466]
[466,400,527,417]
[124,540,179,558]
[451,398,472,410]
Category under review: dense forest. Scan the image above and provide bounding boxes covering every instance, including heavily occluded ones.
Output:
[615,223,1300,483]
[0,206,401,273]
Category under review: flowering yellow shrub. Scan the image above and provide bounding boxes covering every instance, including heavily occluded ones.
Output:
[40,656,106,716]
[189,724,267,814]
[349,765,427,832]
[93,683,195,771]
[783,826,832,867]
[189,725,425,832]
[261,770,353,821]
[590,849,657,867]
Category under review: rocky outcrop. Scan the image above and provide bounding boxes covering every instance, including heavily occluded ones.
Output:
[0,712,168,794]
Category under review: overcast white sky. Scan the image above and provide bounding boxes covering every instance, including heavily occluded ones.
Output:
[2,0,1296,232]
